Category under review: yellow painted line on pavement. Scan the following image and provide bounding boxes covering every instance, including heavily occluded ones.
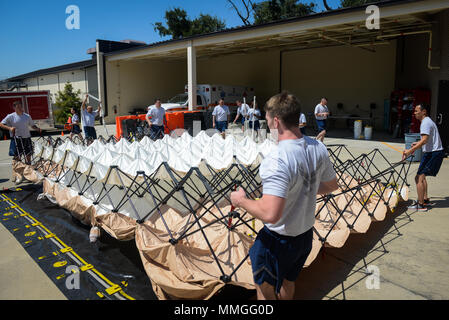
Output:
[381,141,403,154]
[0,193,135,300]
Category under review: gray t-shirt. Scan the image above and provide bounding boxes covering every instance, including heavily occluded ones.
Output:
[247,108,261,122]
[259,136,336,236]
[1,112,35,138]
[238,103,249,117]
[420,117,443,153]
[212,105,230,122]
[299,113,307,124]
[81,109,98,127]
[147,107,166,126]
[315,104,329,120]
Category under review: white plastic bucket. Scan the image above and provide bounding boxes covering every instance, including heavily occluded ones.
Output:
[354,120,362,139]
[364,126,373,140]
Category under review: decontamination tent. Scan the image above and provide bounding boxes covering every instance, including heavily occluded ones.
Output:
[12,132,412,299]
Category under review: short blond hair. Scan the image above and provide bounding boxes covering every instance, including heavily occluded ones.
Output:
[264,91,301,128]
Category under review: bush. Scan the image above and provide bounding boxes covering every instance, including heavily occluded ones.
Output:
[53,82,82,124]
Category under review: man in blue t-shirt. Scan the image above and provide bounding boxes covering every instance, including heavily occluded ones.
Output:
[403,103,444,212]
[231,91,338,300]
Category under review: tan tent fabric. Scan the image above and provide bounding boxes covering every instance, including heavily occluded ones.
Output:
[314,202,350,248]
[335,192,372,234]
[23,164,44,183]
[43,179,96,226]
[400,186,409,201]
[304,234,323,267]
[96,212,137,241]
[358,182,388,221]
[135,205,256,300]
[12,160,26,180]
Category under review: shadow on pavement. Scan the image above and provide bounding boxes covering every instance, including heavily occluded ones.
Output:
[293,202,417,300]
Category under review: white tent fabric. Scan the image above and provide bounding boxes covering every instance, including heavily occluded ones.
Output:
[33,132,277,184]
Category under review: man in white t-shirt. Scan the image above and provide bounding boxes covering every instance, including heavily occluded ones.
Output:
[403,104,444,212]
[231,91,338,300]
[233,100,249,131]
[81,94,101,143]
[146,98,166,140]
[212,99,230,136]
[0,100,42,168]
[315,98,329,142]
[69,107,82,141]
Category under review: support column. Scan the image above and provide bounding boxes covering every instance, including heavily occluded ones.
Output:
[187,41,197,111]
[96,40,106,116]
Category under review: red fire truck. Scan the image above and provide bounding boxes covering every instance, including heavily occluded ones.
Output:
[0,91,54,139]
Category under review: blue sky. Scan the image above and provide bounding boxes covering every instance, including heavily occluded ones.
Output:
[0,0,341,80]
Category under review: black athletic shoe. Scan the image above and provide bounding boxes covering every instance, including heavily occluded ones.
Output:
[407,202,428,212]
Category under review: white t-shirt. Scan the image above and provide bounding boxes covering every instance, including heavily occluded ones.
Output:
[212,105,230,122]
[147,107,166,126]
[238,103,249,117]
[315,104,329,120]
[259,136,336,237]
[1,112,35,138]
[72,114,80,125]
[247,108,261,122]
[420,117,443,153]
[81,109,98,127]
[299,113,307,124]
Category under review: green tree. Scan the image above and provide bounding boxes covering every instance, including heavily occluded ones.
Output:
[154,8,226,39]
[340,0,381,8]
[191,14,226,36]
[255,0,316,24]
[229,0,315,25]
[53,82,82,124]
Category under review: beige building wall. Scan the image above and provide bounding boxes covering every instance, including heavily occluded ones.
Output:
[19,69,93,104]
[59,70,88,97]
[282,42,397,129]
[105,44,397,130]
[104,50,281,124]
[35,74,59,103]
[23,78,39,91]
[104,59,186,123]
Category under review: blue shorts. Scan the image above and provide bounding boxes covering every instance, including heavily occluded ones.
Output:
[249,226,313,293]
[150,125,164,139]
[9,137,33,157]
[316,119,326,132]
[300,127,306,135]
[71,124,81,134]
[216,121,228,133]
[248,120,260,131]
[84,126,97,140]
[241,117,246,126]
[417,150,444,176]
